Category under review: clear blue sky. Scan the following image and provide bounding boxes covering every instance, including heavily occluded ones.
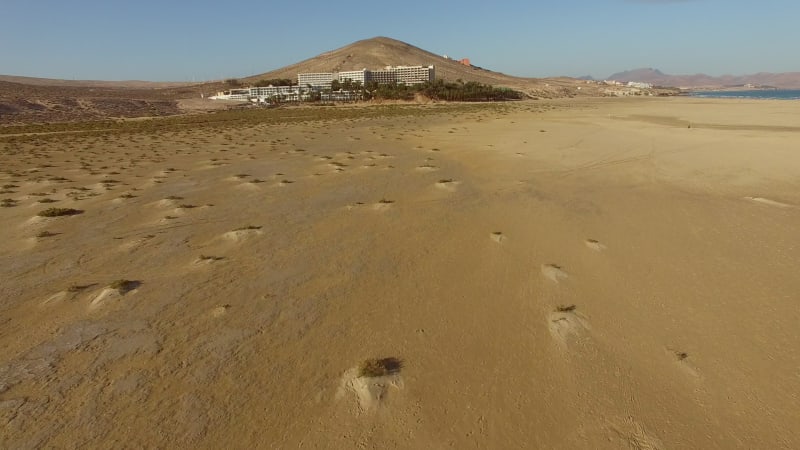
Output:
[1,0,798,81]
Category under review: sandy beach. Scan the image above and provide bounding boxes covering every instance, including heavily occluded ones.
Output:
[1,97,799,448]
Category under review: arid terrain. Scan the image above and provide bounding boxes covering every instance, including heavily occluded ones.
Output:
[1,37,682,126]
[1,98,799,448]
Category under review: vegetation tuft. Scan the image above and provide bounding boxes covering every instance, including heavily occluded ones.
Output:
[108,279,138,293]
[358,357,404,378]
[38,207,83,217]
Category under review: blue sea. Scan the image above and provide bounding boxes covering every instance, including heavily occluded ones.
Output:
[690,89,800,100]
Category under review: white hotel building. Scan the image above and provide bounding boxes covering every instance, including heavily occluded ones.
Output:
[299,65,435,88]
[210,65,435,102]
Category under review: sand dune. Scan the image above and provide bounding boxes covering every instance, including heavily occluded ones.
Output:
[1,98,800,448]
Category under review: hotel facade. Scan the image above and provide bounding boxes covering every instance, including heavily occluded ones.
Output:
[299,65,435,88]
[210,65,435,102]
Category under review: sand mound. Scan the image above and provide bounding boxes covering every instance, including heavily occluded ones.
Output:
[89,282,139,310]
[541,264,568,283]
[744,196,794,208]
[585,239,607,252]
[547,309,590,348]
[435,179,459,191]
[210,305,230,317]
[336,366,404,413]
[222,228,262,241]
[41,291,69,307]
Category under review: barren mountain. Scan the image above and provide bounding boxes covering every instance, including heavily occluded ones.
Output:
[243,37,598,97]
[608,67,800,89]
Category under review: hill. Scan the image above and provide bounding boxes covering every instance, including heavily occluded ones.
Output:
[245,37,521,87]
[242,37,602,98]
[607,67,800,89]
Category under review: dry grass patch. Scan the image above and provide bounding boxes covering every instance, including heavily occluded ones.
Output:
[358,357,403,378]
[108,279,138,293]
[38,207,83,217]
[233,225,262,231]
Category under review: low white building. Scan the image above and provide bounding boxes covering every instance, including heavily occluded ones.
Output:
[627,81,653,89]
[210,85,307,102]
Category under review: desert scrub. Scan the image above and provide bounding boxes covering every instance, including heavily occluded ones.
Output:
[37,198,58,203]
[1,198,17,207]
[36,230,57,238]
[38,207,82,217]
[233,225,262,231]
[358,357,403,378]
[67,283,92,292]
[108,279,137,293]
[556,304,577,313]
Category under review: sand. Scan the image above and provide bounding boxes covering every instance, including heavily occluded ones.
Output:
[1,97,799,448]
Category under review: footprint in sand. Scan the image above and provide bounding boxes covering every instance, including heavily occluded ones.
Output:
[119,235,155,252]
[435,179,459,192]
[541,264,568,283]
[193,255,225,267]
[490,232,506,243]
[153,197,183,208]
[344,201,366,211]
[41,284,94,307]
[372,200,394,211]
[666,347,701,379]
[336,358,404,413]
[744,196,794,208]
[585,238,606,252]
[210,304,231,317]
[222,226,262,241]
[547,305,590,348]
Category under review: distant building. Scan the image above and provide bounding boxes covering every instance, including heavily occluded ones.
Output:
[298,65,435,88]
[298,72,336,88]
[459,58,471,66]
[391,65,435,84]
[627,81,653,89]
[209,65,436,103]
[210,85,306,102]
[338,69,368,85]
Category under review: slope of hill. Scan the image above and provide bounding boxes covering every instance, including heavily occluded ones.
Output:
[0,80,200,125]
[0,75,191,89]
[607,68,800,89]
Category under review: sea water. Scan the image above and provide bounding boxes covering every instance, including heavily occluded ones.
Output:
[690,89,800,100]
